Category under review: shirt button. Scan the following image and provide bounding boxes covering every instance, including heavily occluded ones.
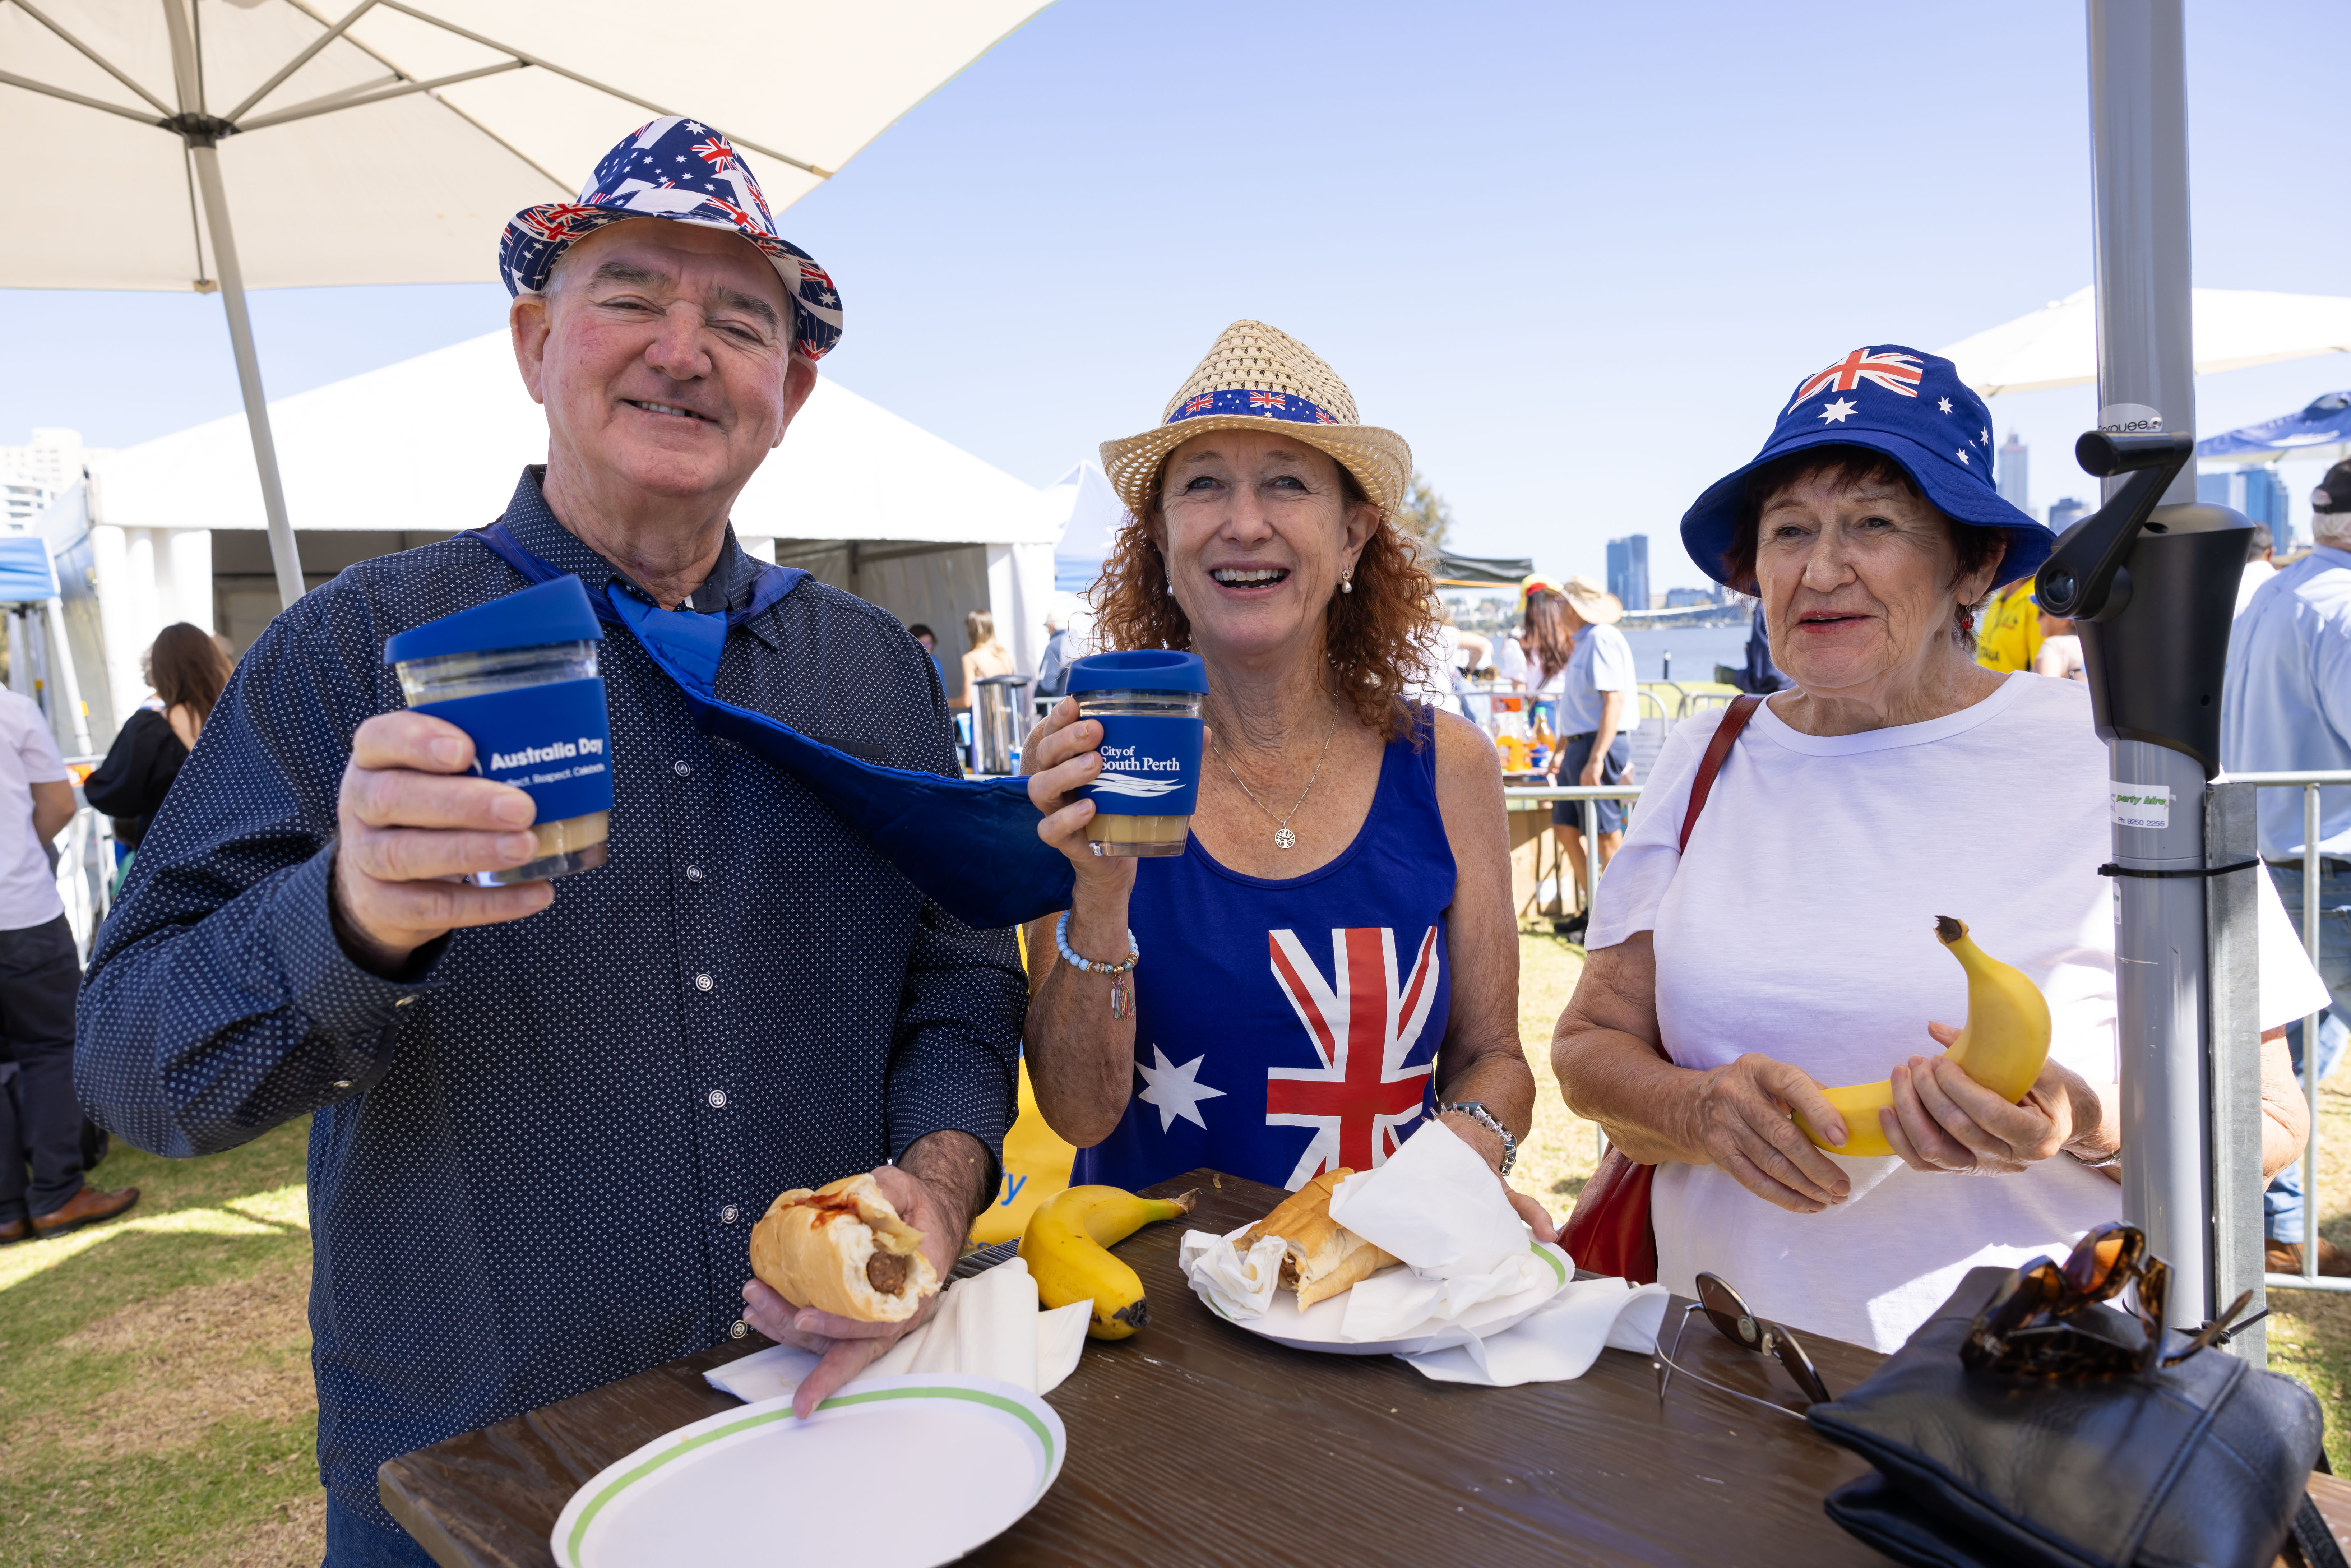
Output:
[694,972,714,993]
[332,1079,353,1089]
[673,760,693,777]
[730,1319,748,1340]
[394,996,415,1008]
[708,1089,728,1109]
[720,1204,740,1224]
[685,865,704,883]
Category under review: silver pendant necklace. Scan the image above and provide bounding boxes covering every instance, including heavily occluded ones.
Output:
[1213,694,1339,850]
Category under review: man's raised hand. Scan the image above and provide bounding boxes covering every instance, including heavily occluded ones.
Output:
[331,710,555,973]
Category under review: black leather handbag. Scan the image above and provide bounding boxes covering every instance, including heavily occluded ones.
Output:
[1805,1266,2341,1568]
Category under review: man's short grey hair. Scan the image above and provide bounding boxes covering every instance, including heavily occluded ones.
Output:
[2318,510,2351,548]
[2247,522,2272,561]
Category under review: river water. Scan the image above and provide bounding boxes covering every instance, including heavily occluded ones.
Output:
[1618,623,1751,684]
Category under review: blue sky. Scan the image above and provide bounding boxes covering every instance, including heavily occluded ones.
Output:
[5,0,2348,589]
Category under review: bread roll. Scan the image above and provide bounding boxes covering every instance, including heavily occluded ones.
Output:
[1240,1167,1399,1309]
[748,1174,940,1322]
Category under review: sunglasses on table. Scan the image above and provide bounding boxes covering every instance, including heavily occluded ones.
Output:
[1963,1222,2264,1378]
[1654,1271,1834,1422]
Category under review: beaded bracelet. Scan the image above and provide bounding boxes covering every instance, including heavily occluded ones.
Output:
[1055,910,1139,1020]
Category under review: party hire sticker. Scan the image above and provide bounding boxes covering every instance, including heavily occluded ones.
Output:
[2111,783,2171,829]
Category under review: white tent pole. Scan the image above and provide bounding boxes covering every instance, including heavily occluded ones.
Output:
[161,0,306,611]
[41,599,92,755]
[186,146,303,610]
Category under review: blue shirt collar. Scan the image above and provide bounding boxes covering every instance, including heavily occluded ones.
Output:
[502,467,780,645]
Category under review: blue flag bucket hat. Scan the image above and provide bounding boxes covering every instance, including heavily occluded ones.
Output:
[499,114,844,361]
[1679,345,2051,591]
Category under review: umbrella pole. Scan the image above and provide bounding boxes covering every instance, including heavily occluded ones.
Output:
[2086,0,2265,1344]
[184,139,307,611]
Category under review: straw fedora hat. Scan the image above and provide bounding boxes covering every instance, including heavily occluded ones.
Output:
[1558,574,1624,625]
[1099,321,1413,520]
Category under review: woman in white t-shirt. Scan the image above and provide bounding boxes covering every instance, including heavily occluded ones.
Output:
[1552,344,2325,1352]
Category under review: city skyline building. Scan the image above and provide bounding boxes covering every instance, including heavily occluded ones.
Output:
[0,428,104,529]
[2198,466,2292,547]
[1997,432,2029,513]
[1606,533,1649,617]
[2048,496,2089,536]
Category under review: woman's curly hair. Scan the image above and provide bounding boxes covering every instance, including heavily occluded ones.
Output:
[1088,460,1440,742]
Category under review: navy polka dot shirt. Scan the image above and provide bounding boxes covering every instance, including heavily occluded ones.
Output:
[74,469,1025,1528]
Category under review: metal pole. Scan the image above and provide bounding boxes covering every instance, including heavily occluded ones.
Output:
[2207,783,2266,1363]
[2088,0,2209,1327]
[2305,783,2323,1284]
[2087,0,2198,505]
[40,600,91,755]
[162,0,306,611]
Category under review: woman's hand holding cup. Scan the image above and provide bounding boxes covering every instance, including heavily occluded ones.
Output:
[1024,697,1135,893]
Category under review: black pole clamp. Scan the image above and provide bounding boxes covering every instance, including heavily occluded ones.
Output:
[2096,860,2261,879]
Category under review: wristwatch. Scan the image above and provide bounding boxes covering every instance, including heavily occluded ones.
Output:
[1434,1100,1517,1178]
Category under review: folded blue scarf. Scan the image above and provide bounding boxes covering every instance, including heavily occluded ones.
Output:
[466,523,1073,931]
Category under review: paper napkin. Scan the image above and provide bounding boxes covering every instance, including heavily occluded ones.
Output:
[704,1256,1090,1404]
[1177,1227,1289,1319]
[1397,1275,1669,1386]
[1324,1119,1549,1341]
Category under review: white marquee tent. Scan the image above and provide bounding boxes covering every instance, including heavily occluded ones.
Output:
[1938,286,2351,396]
[41,330,1060,742]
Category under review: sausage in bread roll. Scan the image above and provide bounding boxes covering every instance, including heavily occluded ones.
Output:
[748,1174,940,1322]
[1239,1167,1399,1309]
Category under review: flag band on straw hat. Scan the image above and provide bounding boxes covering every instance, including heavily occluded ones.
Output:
[500,115,844,361]
[1679,343,2052,590]
[1100,321,1412,520]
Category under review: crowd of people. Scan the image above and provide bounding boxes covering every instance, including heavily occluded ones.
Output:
[0,110,2334,1564]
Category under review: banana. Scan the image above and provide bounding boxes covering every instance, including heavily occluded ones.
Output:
[1019,1184,1197,1340]
[1797,916,2053,1158]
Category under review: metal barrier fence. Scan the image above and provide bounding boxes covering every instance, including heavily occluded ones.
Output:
[2232,771,2351,1295]
[1503,771,2351,1277]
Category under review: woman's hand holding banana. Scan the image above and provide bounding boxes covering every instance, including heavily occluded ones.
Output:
[1880,1035,2107,1176]
[1680,1054,1854,1215]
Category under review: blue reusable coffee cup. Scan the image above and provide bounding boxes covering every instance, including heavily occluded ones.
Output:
[383,577,614,885]
[1066,649,1206,857]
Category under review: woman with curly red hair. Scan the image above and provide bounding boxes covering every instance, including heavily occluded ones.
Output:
[1019,321,1553,1234]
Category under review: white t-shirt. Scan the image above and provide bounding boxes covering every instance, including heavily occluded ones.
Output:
[1587,674,2329,1351]
[1405,624,1466,703]
[0,690,67,930]
[1492,632,1528,687]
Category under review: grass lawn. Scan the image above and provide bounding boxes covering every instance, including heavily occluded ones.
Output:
[4,933,2347,1564]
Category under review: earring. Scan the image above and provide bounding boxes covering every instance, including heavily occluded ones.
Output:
[1340,568,1354,596]
[1959,607,1976,635]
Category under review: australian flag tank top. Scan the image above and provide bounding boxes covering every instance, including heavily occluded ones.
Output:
[1073,709,1456,1195]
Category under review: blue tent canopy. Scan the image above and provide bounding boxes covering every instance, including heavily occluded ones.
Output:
[2196,390,2351,463]
[0,537,58,604]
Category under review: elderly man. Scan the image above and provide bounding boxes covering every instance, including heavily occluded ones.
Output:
[75,117,1023,1567]
[2223,458,2351,1277]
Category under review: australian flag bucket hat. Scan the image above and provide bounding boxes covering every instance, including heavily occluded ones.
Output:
[1679,345,2050,591]
[499,115,843,360]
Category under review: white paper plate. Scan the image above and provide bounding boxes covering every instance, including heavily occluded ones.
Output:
[1200,1241,1572,1356]
[549,1374,1065,1568]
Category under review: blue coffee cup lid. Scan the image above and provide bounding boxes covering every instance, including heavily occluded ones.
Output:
[1066,649,1208,694]
[384,576,605,665]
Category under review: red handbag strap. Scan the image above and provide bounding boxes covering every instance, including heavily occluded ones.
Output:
[1677,694,1763,855]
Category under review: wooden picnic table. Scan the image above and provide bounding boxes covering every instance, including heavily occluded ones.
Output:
[381,1169,2351,1567]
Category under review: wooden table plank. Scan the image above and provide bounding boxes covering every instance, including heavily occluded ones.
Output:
[381,1169,2351,1568]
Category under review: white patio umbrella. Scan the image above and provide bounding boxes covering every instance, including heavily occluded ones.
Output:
[0,0,1049,607]
[1937,285,2351,396]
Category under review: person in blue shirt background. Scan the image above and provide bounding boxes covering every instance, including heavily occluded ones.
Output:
[2223,457,2351,1276]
